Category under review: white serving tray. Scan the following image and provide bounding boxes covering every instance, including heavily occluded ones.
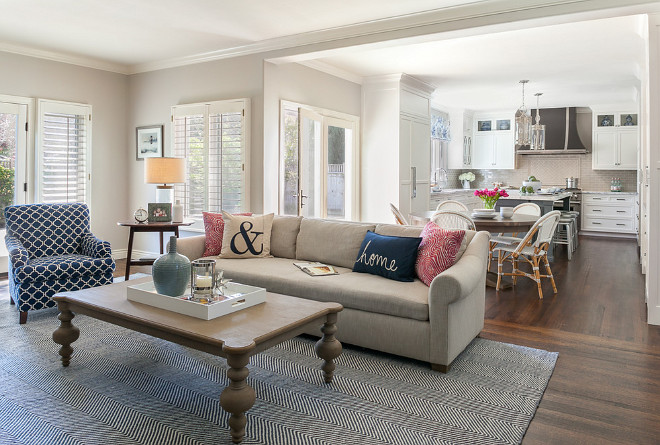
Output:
[126,281,266,320]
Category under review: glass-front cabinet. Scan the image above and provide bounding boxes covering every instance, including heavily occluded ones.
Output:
[471,113,515,169]
[592,109,638,170]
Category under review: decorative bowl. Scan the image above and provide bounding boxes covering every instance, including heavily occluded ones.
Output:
[522,180,542,191]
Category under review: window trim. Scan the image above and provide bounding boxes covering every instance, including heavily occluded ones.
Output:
[35,98,92,207]
[171,98,250,231]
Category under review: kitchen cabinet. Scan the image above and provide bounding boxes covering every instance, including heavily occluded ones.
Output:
[581,193,638,234]
[447,111,473,169]
[471,114,515,169]
[361,74,435,222]
[592,110,638,170]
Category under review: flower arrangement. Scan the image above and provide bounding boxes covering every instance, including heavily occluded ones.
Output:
[458,172,475,182]
[474,187,509,209]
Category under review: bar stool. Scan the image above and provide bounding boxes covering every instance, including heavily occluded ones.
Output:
[553,214,577,260]
[562,211,580,249]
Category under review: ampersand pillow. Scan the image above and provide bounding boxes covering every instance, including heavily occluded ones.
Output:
[415,222,466,286]
[202,211,252,257]
[220,212,274,259]
[352,231,422,282]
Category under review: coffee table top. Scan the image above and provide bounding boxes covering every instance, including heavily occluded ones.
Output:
[53,276,342,354]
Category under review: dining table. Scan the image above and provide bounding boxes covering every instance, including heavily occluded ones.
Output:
[409,210,541,289]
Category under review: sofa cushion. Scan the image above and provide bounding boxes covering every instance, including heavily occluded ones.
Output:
[202,211,252,257]
[271,215,302,259]
[353,231,421,282]
[296,218,376,269]
[220,212,274,258]
[213,257,430,321]
[415,222,466,286]
[376,223,474,262]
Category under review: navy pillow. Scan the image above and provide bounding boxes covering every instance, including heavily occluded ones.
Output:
[353,231,422,282]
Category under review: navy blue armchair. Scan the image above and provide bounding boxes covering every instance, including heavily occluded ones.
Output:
[4,203,115,323]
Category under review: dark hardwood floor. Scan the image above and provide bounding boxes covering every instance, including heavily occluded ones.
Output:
[7,236,660,443]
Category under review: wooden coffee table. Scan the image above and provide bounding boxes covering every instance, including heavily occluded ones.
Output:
[52,277,343,444]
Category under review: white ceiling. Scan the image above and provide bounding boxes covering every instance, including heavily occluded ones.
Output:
[0,0,473,68]
[314,15,645,111]
[0,1,649,111]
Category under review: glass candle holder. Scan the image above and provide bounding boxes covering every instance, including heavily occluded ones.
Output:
[191,259,215,300]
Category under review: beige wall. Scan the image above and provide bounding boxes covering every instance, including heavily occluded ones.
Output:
[127,54,264,253]
[0,51,129,251]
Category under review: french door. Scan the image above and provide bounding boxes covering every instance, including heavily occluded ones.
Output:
[0,101,29,273]
[283,105,358,220]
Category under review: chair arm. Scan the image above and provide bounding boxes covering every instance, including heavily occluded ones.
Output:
[5,234,29,269]
[80,232,112,258]
[173,235,206,261]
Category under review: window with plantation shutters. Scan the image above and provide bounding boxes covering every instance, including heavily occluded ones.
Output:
[36,100,91,204]
[171,99,250,229]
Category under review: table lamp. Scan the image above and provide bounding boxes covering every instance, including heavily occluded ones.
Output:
[144,157,185,203]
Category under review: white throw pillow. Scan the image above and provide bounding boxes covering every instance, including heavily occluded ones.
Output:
[220,212,274,258]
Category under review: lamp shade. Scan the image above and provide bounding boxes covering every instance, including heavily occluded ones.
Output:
[145,157,185,185]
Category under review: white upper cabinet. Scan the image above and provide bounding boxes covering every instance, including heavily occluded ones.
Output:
[592,110,638,170]
[447,111,473,169]
[471,114,515,169]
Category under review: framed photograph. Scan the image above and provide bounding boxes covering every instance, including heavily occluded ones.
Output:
[147,203,172,222]
[136,125,163,159]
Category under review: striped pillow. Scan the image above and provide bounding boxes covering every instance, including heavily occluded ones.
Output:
[415,222,466,286]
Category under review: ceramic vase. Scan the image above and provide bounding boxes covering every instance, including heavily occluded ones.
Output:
[152,236,191,297]
[172,200,184,223]
[462,180,471,189]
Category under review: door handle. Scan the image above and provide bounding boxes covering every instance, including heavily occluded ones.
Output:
[297,189,308,208]
[411,167,417,199]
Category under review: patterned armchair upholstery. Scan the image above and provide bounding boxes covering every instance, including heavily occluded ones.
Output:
[4,203,115,324]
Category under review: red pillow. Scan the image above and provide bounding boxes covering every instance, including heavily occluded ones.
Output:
[202,211,252,257]
[415,222,466,286]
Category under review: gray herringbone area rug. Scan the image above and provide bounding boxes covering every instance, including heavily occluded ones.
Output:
[0,292,557,445]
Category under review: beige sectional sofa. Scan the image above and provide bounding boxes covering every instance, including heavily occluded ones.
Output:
[176,216,489,372]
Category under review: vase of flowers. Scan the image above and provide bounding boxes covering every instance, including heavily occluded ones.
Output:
[458,172,475,189]
[474,187,509,209]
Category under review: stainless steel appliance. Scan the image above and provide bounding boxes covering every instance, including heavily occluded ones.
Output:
[566,177,579,188]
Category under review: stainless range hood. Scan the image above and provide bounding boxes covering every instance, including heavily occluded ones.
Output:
[516,107,588,154]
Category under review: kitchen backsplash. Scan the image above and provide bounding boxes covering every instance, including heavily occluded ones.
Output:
[448,152,638,192]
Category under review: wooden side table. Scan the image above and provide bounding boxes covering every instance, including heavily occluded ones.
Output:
[117,220,194,280]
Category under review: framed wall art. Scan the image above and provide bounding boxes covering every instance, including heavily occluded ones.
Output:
[136,125,164,159]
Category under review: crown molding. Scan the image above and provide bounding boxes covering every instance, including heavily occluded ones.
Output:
[0,42,130,74]
[129,0,660,74]
[3,0,659,75]
[297,60,364,85]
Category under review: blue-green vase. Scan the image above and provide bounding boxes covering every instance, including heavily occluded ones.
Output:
[152,236,191,297]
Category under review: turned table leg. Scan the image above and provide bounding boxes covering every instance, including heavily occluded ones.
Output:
[52,301,80,367]
[220,351,256,444]
[314,312,342,383]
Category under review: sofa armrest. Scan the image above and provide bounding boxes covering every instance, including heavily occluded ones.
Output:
[80,232,112,258]
[5,234,29,269]
[175,235,206,261]
[428,231,489,306]
[427,231,489,367]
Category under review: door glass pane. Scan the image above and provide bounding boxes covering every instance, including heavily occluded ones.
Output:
[300,113,322,218]
[0,111,17,229]
[281,107,299,215]
[327,125,347,219]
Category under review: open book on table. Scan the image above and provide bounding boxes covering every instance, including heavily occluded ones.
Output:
[293,262,339,277]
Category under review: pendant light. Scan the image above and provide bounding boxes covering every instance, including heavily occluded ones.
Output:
[514,80,532,146]
[530,92,546,150]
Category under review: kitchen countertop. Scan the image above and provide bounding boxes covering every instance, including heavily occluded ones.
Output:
[581,190,637,195]
[499,191,572,202]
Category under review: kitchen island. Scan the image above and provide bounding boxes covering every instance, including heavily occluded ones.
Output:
[497,191,572,214]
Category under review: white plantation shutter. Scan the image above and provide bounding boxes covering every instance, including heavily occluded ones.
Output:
[37,100,91,204]
[172,99,249,228]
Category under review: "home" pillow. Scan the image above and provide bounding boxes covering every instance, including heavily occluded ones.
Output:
[352,231,421,282]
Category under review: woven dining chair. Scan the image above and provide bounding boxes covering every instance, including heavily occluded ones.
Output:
[488,202,541,271]
[493,210,561,299]
[435,200,469,213]
[431,210,476,231]
[390,203,409,225]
